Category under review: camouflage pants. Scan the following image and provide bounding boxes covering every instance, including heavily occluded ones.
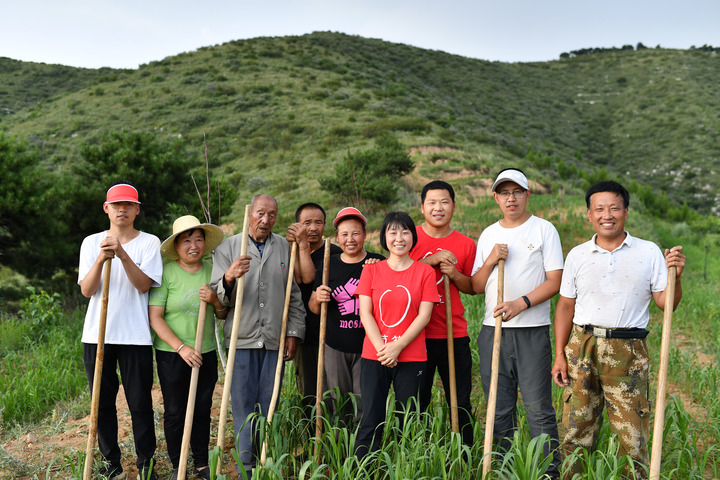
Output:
[562,324,650,477]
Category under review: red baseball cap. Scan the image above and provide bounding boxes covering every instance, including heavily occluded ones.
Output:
[105,184,141,204]
[333,207,367,227]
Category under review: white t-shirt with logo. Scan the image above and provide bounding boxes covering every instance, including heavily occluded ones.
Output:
[472,215,564,327]
[78,231,163,345]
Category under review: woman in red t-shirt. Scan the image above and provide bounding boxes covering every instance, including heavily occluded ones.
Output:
[354,211,439,459]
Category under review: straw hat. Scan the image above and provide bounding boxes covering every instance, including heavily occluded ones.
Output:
[160,215,225,260]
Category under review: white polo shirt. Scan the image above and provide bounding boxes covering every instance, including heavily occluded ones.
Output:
[560,232,667,329]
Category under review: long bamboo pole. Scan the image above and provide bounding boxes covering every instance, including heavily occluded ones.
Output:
[314,239,331,460]
[215,204,251,476]
[444,274,459,433]
[178,297,208,479]
[482,259,505,478]
[260,241,298,465]
[83,258,112,480]
[649,266,677,480]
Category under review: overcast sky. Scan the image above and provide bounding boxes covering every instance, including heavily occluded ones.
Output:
[2,0,719,69]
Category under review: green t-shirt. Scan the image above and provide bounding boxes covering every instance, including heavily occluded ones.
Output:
[149,259,217,353]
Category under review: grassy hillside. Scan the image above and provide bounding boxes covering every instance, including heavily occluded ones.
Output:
[0,57,123,116]
[1,32,719,226]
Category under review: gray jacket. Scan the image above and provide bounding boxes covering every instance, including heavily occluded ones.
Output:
[211,232,305,350]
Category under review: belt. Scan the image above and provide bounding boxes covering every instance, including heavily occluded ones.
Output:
[580,324,649,339]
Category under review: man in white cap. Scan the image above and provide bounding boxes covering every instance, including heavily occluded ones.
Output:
[471,168,563,478]
[78,180,162,480]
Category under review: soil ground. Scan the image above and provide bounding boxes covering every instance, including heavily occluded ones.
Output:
[1,383,241,479]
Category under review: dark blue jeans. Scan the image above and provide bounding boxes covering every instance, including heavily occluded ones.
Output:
[229,348,280,474]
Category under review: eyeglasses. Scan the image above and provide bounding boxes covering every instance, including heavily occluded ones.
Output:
[497,189,527,200]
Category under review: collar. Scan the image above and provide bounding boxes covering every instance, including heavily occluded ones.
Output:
[590,231,633,253]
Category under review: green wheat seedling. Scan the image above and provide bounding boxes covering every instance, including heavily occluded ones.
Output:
[494,430,555,480]
[657,395,720,479]
[563,435,640,480]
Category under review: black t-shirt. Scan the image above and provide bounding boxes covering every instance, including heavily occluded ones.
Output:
[299,243,342,345]
[313,251,385,353]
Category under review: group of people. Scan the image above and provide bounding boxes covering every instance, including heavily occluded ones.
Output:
[79,169,685,480]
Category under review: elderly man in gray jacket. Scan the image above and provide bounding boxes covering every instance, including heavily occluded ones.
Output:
[211,193,305,478]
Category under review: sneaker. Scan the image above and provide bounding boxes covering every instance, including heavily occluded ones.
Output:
[194,466,211,480]
[97,465,127,480]
[169,469,186,480]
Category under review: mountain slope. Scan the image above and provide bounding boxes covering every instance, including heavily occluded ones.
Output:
[1,32,719,219]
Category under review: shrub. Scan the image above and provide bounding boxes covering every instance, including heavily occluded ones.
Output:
[320,135,414,210]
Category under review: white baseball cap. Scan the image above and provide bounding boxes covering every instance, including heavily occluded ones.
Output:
[491,169,529,192]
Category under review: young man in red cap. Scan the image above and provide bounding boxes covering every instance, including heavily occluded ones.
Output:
[78,181,162,480]
[409,180,477,447]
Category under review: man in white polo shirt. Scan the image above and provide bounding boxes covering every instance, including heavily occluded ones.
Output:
[551,180,685,478]
[472,168,563,478]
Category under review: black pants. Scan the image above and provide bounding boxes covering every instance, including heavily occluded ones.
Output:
[83,343,156,471]
[419,337,474,447]
[294,341,325,421]
[356,359,425,459]
[156,349,218,469]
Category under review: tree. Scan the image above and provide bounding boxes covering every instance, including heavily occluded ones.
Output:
[0,133,59,278]
[1,130,206,283]
[64,130,201,253]
[320,135,414,211]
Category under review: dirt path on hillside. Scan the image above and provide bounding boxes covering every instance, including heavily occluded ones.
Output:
[2,384,239,480]
[406,145,548,205]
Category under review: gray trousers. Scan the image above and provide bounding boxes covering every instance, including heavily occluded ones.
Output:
[478,325,561,477]
[324,344,362,420]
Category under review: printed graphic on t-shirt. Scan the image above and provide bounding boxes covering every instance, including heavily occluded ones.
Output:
[378,284,412,328]
[332,277,363,329]
[333,277,360,315]
[181,288,201,315]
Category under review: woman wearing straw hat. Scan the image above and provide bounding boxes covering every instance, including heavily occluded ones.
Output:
[149,215,226,480]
